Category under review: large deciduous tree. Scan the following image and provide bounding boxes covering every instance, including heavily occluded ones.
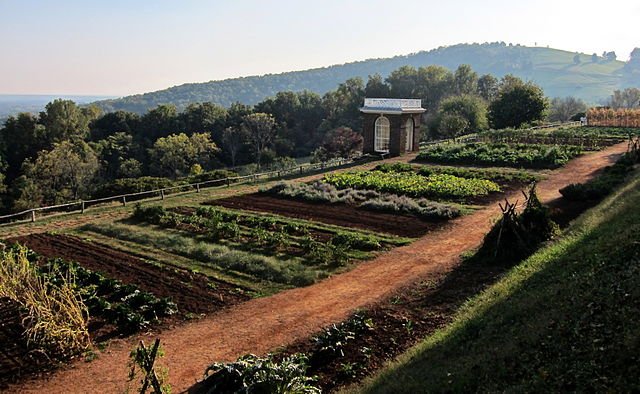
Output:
[0,113,46,180]
[433,95,488,138]
[453,64,478,96]
[241,113,277,168]
[14,140,100,208]
[148,132,219,178]
[39,99,99,142]
[221,127,247,168]
[477,74,499,102]
[488,77,548,129]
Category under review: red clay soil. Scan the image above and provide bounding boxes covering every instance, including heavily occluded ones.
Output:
[207,194,442,238]
[5,234,249,315]
[8,143,629,394]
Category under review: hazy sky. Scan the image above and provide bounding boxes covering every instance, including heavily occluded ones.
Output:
[0,0,638,97]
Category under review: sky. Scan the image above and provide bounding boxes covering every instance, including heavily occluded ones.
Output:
[0,0,638,97]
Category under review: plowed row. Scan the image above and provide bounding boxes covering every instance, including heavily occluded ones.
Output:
[207,194,443,238]
[6,234,249,315]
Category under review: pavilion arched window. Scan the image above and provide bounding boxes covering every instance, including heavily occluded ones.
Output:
[374,116,390,152]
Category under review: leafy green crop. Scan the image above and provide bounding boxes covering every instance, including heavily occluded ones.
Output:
[324,171,500,200]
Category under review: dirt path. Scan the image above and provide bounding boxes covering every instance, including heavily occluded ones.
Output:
[10,144,628,393]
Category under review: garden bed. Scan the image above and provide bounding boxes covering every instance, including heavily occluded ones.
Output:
[6,234,249,318]
[206,194,442,238]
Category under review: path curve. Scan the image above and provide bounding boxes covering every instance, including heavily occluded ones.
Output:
[10,143,628,393]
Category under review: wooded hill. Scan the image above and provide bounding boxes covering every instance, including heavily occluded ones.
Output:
[94,43,637,113]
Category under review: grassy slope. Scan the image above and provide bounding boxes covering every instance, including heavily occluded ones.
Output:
[94,45,628,113]
[356,171,640,393]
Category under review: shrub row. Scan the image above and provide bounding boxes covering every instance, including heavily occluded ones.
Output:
[417,142,583,169]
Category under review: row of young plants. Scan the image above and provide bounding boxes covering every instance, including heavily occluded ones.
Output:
[201,313,375,393]
[417,142,583,169]
[132,205,387,268]
[375,162,540,185]
[323,170,500,200]
[472,127,625,150]
[43,258,177,334]
[263,181,461,221]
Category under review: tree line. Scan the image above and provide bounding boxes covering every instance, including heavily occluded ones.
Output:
[1,62,608,214]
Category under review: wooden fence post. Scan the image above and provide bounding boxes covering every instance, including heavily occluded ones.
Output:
[31,210,36,222]
[81,201,85,214]
[160,190,165,200]
[196,183,201,193]
[122,196,127,206]
[227,178,231,187]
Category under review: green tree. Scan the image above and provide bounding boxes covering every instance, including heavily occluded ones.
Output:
[477,74,499,102]
[179,102,228,140]
[241,113,277,168]
[438,113,470,138]
[148,132,219,178]
[138,104,179,144]
[386,66,418,98]
[221,127,246,167]
[0,113,47,180]
[92,132,141,180]
[39,99,98,142]
[453,64,478,95]
[413,65,455,113]
[434,95,488,137]
[15,140,100,208]
[365,74,391,98]
[89,110,140,141]
[488,78,548,129]
[322,77,365,130]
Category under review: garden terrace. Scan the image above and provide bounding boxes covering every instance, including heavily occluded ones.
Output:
[6,234,248,322]
[472,127,626,150]
[323,171,501,201]
[262,181,462,221]
[417,142,583,169]
[374,162,541,186]
[74,205,409,292]
[207,193,443,238]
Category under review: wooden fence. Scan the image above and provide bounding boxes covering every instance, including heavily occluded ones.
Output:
[0,157,357,226]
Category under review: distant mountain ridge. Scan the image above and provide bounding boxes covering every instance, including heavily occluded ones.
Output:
[94,43,636,113]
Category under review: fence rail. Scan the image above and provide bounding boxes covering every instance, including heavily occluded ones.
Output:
[0,157,357,226]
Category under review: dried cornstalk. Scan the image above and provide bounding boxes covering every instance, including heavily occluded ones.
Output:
[0,246,90,357]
